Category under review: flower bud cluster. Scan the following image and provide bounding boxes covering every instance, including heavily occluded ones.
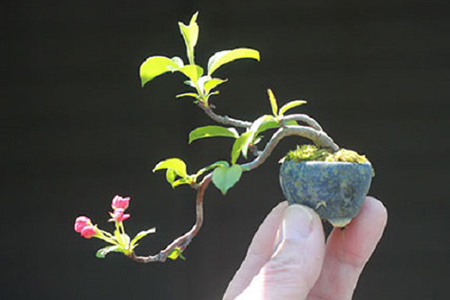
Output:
[74,195,155,259]
[109,195,131,222]
[74,216,97,239]
[74,195,131,240]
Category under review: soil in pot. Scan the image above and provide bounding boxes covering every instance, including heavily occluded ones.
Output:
[279,145,374,227]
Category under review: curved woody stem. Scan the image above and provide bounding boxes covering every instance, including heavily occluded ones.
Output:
[242,125,338,171]
[200,105,252,128]
[128,174,212,263]
[282,114,323,132]
[128,103,338,263]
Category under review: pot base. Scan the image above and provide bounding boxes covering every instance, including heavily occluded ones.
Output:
[280,161,373,227]
[327,217,352,228]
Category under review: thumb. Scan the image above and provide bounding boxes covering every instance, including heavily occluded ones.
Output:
[236,205,325,300]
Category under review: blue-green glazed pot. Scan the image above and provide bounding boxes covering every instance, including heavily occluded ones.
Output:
[279,161,373,227]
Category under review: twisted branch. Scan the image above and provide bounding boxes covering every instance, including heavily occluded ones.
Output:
[200,105,252,128]
[128,174,212,263]
[242,125,339,171]
[128,103,337,263]
[282,114,323,131]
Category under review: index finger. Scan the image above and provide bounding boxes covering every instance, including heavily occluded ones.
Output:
[308,196,388,300]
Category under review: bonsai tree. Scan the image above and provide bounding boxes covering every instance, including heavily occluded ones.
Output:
[74,13,374,262]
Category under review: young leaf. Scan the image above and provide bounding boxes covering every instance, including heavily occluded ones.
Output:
[212,164,243,195]
[278,100,307,116]
[171,178,191,188]
[130,228,156,246]
[184,80,196,88]
[153,158,188,178]
[168,248,186,260]
[171,56,185,68]
[96,245,121,258]
[189,126,239,144]
[267,89,278,117]
[251,115,276,135]
[258,120,299,136]
[166,169,177,185]
[197,75,211,90]
[176,92,199,100]
[178,65,204,83]
[195,161,230,177]
[207,90,220,99]
[204,78,227,95]
[140,56,180,87]
[207,48,260,76]
[179,12,199,64]
[231,131,254,164]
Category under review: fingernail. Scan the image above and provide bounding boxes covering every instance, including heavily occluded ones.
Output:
[283,204,314,240]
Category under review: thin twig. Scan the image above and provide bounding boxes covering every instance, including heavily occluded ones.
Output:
[128,174,212,263]
[200,105,252,128]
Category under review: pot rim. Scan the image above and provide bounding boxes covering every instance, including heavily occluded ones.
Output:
[282,160,372,166]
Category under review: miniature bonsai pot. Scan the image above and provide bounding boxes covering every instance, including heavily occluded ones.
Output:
[279,146,374,227]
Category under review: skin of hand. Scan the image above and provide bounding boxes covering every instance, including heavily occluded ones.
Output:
[223,197,387,300]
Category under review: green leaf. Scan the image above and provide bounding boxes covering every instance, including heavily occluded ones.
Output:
[171,56,184,68]
[176,92,199,100]
[168,247,186,261]
[166,169,177,185]
[171,178,191,188]
[207,48,260,75]
[179,12,199,64]
[184,80,196,88]
[197,75,211,90]
[96,245,121,258]
[256,119,298,135]
[278,100,307,116]
[267,89,278,117]
[178,65,204,83]
[204,78,227,95]
[196,161,230,177]
[253,135,263,145]
[139,56,180,87]
[254,119,279,134]
[212,164,243,195]
[237,115,274,162]
[130,228,156,246]
[251,115,276,135]
[231,131,254,164]
[230,115,281,164]
[189,126,239,144]
[153,158,188,178]
[207,90,220,99]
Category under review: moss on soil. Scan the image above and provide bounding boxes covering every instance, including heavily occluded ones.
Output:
[282,144,369,164]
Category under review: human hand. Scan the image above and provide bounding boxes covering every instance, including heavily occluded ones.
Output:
[223,197,387,300]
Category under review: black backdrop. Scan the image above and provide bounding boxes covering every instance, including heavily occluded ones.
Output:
[2,0,449,299]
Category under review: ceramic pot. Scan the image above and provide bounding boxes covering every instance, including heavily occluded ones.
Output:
[279,160,373,227]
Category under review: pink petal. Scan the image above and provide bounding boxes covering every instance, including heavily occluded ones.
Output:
[80,225,97,239]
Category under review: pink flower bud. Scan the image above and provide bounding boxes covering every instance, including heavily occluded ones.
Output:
[74,216,91,233]
[110,208,131,222]
[111,195,130,210]
[80,225,97,239]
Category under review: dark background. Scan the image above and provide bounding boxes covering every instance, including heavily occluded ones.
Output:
[2,0,449,299]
